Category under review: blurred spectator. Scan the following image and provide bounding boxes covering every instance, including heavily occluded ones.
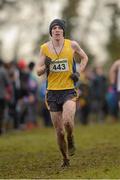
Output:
[108,59,120,120]
[16,59,30,129]
[89,66,108,123]
[25,61,39,129]
[0,59,10,135]
[106,85,118,121]
[76,69,90,125]
[7,61,21,130]
[17,59,29,98]
[39,79,52,127]
[3,61,21,131]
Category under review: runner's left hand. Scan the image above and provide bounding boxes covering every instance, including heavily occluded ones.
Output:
[70,72,80,83]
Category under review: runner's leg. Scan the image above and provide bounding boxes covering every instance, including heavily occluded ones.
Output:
[63,100,76,137]
[50,111,69,160]
[63,100,76,155]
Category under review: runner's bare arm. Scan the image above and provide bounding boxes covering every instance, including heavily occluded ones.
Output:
[71,41,88,73]
[36,48,46,76]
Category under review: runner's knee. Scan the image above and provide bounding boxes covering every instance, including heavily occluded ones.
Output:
[56,128,65,138]
[64,121,72,129]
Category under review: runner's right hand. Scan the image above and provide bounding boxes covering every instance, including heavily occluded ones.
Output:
[45,56,52,74]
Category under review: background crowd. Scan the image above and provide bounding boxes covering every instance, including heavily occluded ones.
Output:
[0,58,119,135]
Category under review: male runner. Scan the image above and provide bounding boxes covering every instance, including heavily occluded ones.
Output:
[36,19,88,167]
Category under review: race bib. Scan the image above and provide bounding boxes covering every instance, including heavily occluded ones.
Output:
[50,59,69,72]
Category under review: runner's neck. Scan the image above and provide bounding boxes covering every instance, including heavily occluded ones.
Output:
[51,38,65,59]
[51,38,64,47]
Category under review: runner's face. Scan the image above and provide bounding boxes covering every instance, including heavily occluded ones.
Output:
[51,25,64,40]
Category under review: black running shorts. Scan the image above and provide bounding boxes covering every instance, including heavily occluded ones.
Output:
[46,89,78,112]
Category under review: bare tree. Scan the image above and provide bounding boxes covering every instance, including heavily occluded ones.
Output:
[106,3,120,63]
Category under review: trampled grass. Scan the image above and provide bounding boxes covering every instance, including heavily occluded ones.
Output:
[0,123,120,179]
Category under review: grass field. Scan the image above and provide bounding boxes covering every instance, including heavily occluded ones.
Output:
[0,123,120,179]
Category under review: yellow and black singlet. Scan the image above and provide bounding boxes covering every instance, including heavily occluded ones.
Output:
[40,39,76,90]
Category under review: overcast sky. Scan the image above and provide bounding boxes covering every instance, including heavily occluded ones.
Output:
[0,0,120,64]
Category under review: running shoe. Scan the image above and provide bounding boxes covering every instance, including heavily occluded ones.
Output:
[61,158,70,167]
